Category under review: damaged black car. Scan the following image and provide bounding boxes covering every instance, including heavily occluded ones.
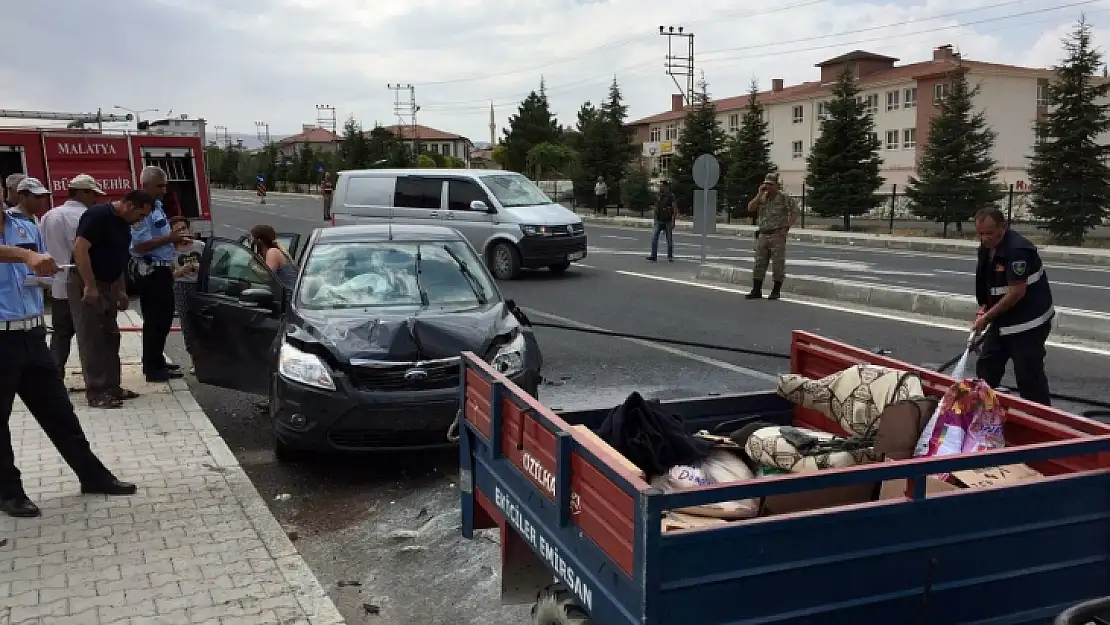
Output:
[185,224,542,461]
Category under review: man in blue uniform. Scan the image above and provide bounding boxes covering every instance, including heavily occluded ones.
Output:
[130,166,187,382]
[972,208,1055,405]
[0,208,137,517]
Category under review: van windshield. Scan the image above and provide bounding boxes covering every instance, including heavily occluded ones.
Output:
[296,240,499,310]
[480,174,553,208]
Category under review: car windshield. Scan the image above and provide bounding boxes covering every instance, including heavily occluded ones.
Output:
[480,173,553,208]
[296,240,499,310]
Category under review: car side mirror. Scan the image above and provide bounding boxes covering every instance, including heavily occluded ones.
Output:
[239,287,274,308]
[470,200,492,212]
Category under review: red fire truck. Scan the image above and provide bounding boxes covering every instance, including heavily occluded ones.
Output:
[0,117,213,236]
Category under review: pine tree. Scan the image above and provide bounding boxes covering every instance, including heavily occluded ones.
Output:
[502,80,561,175]
[1028,17,1110,244]
[805,67,884,230]
[570,102,605,205]
[671,75,727,213]
[723,79,776,221]
[599,78,636,201]
[905,65,1002,237]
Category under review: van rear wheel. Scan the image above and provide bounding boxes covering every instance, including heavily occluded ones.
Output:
[489,242,522,280]
[531,584,593,625]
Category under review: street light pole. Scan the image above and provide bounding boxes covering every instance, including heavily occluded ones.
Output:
[113,105,159,125]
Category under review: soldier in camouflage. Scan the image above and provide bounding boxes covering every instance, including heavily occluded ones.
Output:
[746,172,799,300]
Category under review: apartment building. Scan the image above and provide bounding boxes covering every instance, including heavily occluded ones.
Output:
[629,45,1054,192]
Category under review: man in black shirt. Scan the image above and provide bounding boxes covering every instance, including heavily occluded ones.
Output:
[70,186,155,408]
[972,208,1055,405]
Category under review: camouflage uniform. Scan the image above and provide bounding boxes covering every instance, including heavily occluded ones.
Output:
[748,173,798,299]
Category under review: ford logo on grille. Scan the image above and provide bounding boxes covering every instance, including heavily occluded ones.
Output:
[403,368,429,383]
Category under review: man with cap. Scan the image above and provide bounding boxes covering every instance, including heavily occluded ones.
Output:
[0,197,137,517]
[4,173,25,210]
[41,175,99,381]
[746,172,799,300]
[9,177,48,226]
[130,166,187,382]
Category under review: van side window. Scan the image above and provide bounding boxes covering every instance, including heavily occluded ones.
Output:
[343,176,395,206]
[394,177,443,209]
[447,180,491,211]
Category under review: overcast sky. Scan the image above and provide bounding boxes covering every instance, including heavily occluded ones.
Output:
[2,0,1108,143]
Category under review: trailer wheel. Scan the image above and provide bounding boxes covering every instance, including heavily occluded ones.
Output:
[531,584,593,625]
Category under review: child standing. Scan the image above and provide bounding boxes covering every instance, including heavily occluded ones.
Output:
[170,217,204,373]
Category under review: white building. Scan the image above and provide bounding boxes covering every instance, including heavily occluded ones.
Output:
[629,45,1055,194]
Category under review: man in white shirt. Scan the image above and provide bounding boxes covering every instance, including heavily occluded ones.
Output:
[39,179,91,380]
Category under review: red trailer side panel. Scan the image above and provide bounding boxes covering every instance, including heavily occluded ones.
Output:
[41,134,134,206]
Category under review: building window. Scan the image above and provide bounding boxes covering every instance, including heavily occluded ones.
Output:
[792,105,804,124]
[903,87,917,109]
[858,93,879,115]
[728,113,739,132]
[664,123,678,140]
[430,143,440,154]
[886,90,900,111]
[792,140,804,159]
[649,126,661,142]
[1037,83,1050,106]
[902,128,917,149]
[658,154,673,173]
[442,143,452,156]
[817,101,831,120]
[885,130,899,150]
[933,83,950,103]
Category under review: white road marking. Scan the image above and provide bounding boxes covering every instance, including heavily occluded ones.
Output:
[575,263,597,269]
[601,235,637,241]
[526,309,779,381]
[211,199,320,223]
[935,268,1110,292]
[611,269,1110,358]
[218,223,245,232]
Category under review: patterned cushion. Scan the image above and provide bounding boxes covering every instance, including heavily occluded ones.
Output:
[744,426,878,474]
[777,365,924,436]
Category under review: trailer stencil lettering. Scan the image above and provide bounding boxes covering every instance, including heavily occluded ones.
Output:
[521,452,581,514]
[495,485,594,612]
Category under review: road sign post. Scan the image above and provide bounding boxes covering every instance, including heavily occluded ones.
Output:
[692,154,721,263]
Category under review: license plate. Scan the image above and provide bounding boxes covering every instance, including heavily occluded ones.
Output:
[567,251,585,261]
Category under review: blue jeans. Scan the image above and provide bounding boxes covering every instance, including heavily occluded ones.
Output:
[650,219,673,259]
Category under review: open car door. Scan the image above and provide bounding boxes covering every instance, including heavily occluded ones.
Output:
[186,236,286,395]
[236,232,302,262]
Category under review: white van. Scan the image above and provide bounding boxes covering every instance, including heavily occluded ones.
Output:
[331,169,587,280]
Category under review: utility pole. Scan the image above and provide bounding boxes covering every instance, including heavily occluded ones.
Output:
[213,125,229,147]
[388,83,420,158]
[489,101,496,146]
[315,104,337,133]
[254,120,270,146]
[659,25,695,105]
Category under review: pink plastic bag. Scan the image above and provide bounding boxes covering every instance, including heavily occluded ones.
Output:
[912,379,1006,480]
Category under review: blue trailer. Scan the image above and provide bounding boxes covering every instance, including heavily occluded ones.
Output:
[458,331,1110,624]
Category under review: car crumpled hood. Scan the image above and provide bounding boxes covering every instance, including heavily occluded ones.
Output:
[286,302,522,363]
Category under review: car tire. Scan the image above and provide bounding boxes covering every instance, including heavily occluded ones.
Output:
[531,584,592,625]
[273,436,302,463]
[548,261,570,274]
[489,241,522,280]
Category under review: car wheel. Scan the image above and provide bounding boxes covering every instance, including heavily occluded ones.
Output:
[273,436,302,463]
[489,241,522,280]
[548,261,570,274]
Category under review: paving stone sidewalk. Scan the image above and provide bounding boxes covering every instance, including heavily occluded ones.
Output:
[1,311,346,625]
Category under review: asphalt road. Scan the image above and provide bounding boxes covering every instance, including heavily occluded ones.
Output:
[174,190,1110,623]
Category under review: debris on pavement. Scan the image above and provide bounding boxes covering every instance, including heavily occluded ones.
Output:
[363,603,381,615]
[275,492,292,502]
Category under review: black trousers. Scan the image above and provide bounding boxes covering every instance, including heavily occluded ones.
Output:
[0,327,113,498]
[975,322,1052,406]
[138,266,175,373]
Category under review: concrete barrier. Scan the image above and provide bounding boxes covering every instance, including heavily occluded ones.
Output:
[696,262,1110,344]
[581,213,1110,267]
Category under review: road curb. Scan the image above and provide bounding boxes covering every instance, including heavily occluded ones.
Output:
[696,262,1110,344]
[579,214,1110,267]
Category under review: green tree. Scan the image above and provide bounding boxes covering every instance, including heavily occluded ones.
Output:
[723,79,776,221]
[905,66,1002,237]
[671,75,727,213]
[526,141,576,179]
[805,67,884,230]
[598,78,636,202]
[622,167,653,214]
[416,154,437,168]
[338,117,371,169]
[445,155,466,168]
[570,101,604,204]
[366,126,412,167]
[502,78,561,174]
[292,143,315,184]
[1028,17,1110,244]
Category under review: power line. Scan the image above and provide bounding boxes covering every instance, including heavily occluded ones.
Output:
[416,1,1096,113]
[413,0,832,87]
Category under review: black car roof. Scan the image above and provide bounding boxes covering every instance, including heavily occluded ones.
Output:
[313,224,465,244]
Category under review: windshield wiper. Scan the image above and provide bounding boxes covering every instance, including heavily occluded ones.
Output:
[441,245,488,305]
[414,247,430,307]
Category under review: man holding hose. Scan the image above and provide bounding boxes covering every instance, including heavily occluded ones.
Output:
[971,208,1055,405]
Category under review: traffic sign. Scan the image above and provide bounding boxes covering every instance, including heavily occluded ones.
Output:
[692,154,720,189]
